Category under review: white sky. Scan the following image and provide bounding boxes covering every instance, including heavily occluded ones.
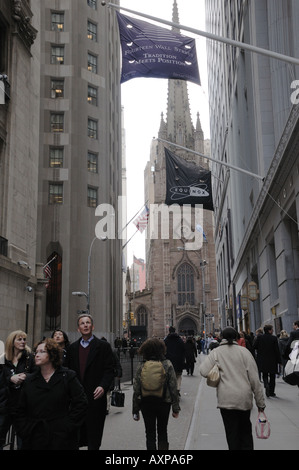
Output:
[118,0,211,265]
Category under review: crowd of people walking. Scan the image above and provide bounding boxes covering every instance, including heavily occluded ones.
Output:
[0,318,298,451]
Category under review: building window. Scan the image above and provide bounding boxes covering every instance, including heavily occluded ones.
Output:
[87,151,98,173]
[51,113,64,132]
[51,46,64,64]
[88,186,97,207]
[87,53,97,73]
[49,183,63,204]
[136,306,148,327]
[0,236,8,257]
[49,147,64,168]
[87,85,97,105]
[87,21,97,41]
[51,12,64,31]
[177,263,195,306]
[88,118,97,139]
[87,0,97,10]
[51,79,64,98]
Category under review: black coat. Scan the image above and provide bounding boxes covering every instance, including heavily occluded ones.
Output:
[184,340,197,363]
[164,333,186,372]
[284,329,299,359]
[254,332,281,374]
[16,367,88,450]
[65,336,115,447]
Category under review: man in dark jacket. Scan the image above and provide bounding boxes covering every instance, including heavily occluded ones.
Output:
[284,320,299,359]
[65,314,115,450]
[254,324,281,397]
[164,327,186,394]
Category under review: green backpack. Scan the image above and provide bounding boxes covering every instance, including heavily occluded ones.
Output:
[141,360,166,398]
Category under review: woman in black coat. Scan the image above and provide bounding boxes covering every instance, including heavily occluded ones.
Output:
[16,338,88,450]
[184,337,197,375]
[254,325,281,397]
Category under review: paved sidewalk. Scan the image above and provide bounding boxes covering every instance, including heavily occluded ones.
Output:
[100,355,299,451]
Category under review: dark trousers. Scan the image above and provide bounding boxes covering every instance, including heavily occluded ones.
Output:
[220,409,254,450]
[262,372,276,395]
[140,399,171,450]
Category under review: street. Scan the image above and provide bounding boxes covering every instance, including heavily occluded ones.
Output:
[100,355,299,451]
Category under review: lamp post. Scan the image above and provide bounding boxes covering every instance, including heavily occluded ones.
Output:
[72,235,107,314]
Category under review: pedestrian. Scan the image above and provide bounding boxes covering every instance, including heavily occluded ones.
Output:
[65,314,115,450]
[278,330,289,374]
[132,337,180,450]
[16,338,88,450]
[199,327,266,450]
[184,337,197,375]
[284,320,299,359]
[0,330,36,450]
[164,326,186,395]
[253,324,281,397]
[51,329,70,365]
[237,332,246,347]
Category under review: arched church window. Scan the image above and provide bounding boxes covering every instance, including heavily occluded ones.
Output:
[136,306,148,327]
[177,263,195,306]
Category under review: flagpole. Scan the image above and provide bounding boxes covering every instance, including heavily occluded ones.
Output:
[156,137,265,181]
[43,255,57,270]
[118,200,149,238]
[103,2,299,67]
[122,229,139,250]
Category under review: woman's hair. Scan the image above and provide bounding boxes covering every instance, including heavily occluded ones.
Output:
[51,329,70,347]
[138,338,166,361]
[35,338,63,368]
[5,330,31,362]
[279,330,289,338]
[221,327,238,345]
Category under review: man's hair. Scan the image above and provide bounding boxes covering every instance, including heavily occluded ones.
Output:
[221,327,237,345]
[77,313,94,326]
[294,320,299,328]
[264,324,273,333]
[169,326,176,333]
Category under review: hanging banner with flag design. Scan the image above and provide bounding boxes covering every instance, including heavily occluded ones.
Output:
[116,12,201,85]
[133,205,149,233]
[165,148,214,211]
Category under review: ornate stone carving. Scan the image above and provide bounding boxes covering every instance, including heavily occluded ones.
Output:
[11,0,38,49]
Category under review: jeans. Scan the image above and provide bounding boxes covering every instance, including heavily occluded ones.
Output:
[220,408,254,450]
[140,399,171,450]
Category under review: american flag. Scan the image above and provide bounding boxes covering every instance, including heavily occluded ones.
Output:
[44,264,51,288]
[133,205,149,233]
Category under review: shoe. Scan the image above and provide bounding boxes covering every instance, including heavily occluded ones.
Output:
[269,393,276,397]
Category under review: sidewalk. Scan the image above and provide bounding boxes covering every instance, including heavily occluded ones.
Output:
[101,355,299,451]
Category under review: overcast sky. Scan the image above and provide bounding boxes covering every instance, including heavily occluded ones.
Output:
[118,0,211,265]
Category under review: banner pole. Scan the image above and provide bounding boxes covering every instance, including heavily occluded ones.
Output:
[102,2,299,67]
[156,138,264,181]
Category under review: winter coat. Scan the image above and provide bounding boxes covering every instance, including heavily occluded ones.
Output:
[1,350,36,415]
[254,332,281,374]
[132,359,180,415]
[284,329,299,359]
[199,340,265,411]
[184,339,197,363]
[65,336,115,447]
[164,333,186,372]
[16,367,88,450]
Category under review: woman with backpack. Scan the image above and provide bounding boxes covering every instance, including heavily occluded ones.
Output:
[132,337,180,450]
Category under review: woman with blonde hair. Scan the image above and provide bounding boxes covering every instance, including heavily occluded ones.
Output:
[0,330,35,449]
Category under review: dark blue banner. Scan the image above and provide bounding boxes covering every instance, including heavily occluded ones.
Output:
[116,12,201,85]
[165,148,214,211]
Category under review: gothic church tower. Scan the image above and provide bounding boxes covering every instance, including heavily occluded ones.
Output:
[143,0,218,338]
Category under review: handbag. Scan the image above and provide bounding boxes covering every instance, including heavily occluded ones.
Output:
[255,411,271,439]
[111,384,125,407]
[206,353,220,387]
[283,341,299,386]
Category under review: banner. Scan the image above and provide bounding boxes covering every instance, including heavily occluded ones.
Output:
[116,12,200,85]
[165,148,214,211]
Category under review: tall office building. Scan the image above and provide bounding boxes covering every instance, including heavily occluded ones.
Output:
[0,0,123,344]
[37,0,123,341]
[205,0,299,332]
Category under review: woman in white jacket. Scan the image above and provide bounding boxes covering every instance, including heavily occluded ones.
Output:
[199,327,265,450]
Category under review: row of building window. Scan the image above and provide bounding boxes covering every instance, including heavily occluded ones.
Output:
[51,79,98,104]
[49,183,97,207]
[49,148,98,173]
[50,114,98,139]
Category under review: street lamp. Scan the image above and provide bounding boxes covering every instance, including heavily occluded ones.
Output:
[72,235,107,314]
